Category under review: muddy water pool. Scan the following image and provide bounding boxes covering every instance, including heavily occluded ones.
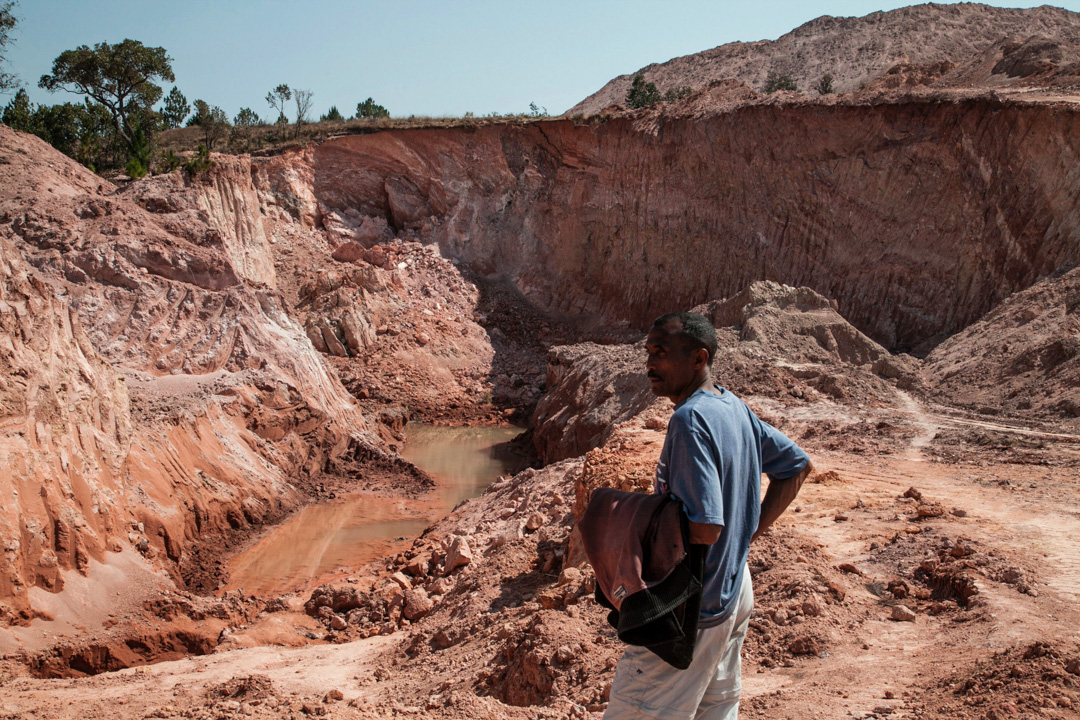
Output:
[224,424,524,596]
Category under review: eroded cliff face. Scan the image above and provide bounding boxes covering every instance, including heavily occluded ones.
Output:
[312,96,1080,353]
[0,239,131,623]
[0,126,420,619]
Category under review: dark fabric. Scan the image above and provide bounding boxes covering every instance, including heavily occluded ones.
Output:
[581,488,706,670]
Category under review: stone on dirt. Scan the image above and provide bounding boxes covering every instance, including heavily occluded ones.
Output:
[891,605,917,622]
[403,588,434,621]
[443,536,474,574]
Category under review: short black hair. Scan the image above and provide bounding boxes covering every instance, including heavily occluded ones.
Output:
[651,312,718,364]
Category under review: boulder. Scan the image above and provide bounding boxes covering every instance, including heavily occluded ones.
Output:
[891,605,917,622]
[443,536,474,574]
[319,321,349,357]
[402,588,434,621]
[331,242,365,263]
[340,310,375,355]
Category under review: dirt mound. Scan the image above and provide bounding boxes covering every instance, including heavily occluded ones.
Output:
[909,641,1080,718]
[531,342,658,464]
[533,282,919,463]
[924,265,1080,429]
[570,4,1080,115]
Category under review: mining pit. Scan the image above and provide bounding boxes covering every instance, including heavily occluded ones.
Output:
[1,80,1080,718]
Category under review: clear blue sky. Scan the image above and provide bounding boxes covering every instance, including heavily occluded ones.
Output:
[5,1,1079,119]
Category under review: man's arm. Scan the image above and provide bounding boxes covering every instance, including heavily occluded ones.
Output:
[752,462,813,542]
[688,521,722,545]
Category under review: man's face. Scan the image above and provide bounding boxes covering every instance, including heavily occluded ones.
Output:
[645,320,707,403]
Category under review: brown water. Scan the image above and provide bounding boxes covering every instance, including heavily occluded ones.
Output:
[224,424,524,596]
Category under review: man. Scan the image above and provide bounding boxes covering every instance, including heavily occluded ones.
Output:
[605,312,812,720]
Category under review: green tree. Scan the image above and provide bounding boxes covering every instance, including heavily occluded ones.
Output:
[161,86,189,129]
[187,99,228,149]
[355,97,389,119]
[186,99,209,127]
[234,107,260,127]
[126,125,150,178]
[815,73,834,95]
[527,102,547,118]
[1,88,33,130]
[626,75,661,109]
[231,107,260,148]
[38,39,174,147]
[15,99,112,169]
[0,1,18,94]
[763,71,798,93]
[320,105,343,122]
[265,83,290,138]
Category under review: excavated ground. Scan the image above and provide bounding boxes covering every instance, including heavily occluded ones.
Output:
[3,76,1080,719]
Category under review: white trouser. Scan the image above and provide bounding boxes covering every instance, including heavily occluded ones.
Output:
[604,563,754,720]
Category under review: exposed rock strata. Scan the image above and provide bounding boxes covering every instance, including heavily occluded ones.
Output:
[0,237,130,623]
[311,96,1080,353]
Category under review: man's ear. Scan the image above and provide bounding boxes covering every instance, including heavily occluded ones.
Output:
[693,347,709,370]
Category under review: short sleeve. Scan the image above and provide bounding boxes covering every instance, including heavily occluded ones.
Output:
[664,428,726,526]
[754,416,810,481]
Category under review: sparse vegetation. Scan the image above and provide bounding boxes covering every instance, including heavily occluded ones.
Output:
[664,86,692,102]
[183,143,210,175]
[187,99,229,149]
[230,107,260,149]
[528,102,548,117]
[816,73,834,95]
[157,148,180,173]
[627,75,692,108]
[763,71,798,93]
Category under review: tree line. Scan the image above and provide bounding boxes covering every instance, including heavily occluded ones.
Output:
[0,10,391,177]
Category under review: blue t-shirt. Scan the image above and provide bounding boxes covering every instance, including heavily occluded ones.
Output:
[655,386,809,627]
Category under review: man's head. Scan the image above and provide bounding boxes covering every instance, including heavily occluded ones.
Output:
[645,312,718,403]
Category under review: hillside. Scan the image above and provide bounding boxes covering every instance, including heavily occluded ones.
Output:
[569,3,1080,115]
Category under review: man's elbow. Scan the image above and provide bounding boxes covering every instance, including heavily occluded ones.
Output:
[688,521,723,545]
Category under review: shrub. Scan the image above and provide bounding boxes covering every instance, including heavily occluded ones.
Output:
[157,148,181,173]
[184,143,211,175]
[664,86,692,102]
[126,125,151,178]
[320,105,343,122]
[763,71,798,93]
[816,73,834,95]
[125,156,147,179]
[626,74,661,108]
